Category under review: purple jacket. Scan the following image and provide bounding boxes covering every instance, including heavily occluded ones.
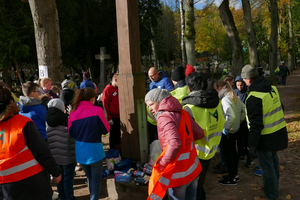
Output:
[156,96,204,169]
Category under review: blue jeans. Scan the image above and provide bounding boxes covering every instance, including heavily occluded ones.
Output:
[81,160,103,200]
[258,151,279,200]
[57,162,77,200]
[167,176,199,200]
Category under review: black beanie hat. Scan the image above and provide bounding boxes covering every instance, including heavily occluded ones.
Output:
[171,66,185,81]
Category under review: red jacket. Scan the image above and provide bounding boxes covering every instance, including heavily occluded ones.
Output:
[102,84,120,120]
[156,96,204,170]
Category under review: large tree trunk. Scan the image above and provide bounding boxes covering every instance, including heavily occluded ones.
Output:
[28,0,63,84]
[288,1,294,72]
[184,0,196,66]
[180,0,186,67]
[82,0,94,81]
[150,21,158,68]
[218,0,244,76]
[242,0,258,67]
[268,0,278,80]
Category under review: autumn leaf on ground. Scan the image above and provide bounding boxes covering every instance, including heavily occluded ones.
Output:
[280,166,284,171]
[286,194,291,199]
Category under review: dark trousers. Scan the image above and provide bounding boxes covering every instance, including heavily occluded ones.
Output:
[109,118,121,149]
[221,133,239,179]
[281,76,287,85]
[196,159,211,200]
[57,162,77,200]
[258,151,279,200]
[237,120,250,158]
[148,122,158,144]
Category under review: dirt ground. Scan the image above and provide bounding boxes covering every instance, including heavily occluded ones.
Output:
[54,68,300,200]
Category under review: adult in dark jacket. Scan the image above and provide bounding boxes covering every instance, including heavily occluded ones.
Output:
[0,86,61,200]
[241,65,288,200]
[279,62,290,86]
[46,99,76,200]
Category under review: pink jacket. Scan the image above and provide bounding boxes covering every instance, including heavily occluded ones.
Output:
[156,96,204,169]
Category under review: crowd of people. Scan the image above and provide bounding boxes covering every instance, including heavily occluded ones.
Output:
[0,63,288,200]
[146,64,287,200]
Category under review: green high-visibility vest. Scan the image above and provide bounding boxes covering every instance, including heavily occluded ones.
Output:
[246,86,286,135]
[147,106,157,126]
[184,102,225,160]
[170,86,190,104]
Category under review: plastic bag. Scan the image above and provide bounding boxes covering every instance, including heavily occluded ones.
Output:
[149,140,162,165]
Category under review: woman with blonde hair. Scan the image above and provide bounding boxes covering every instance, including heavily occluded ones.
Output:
[214,80,245,186]
[68,87,110,200]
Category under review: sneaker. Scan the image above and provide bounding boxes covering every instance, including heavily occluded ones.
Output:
[222,175,240,182]
[218,177,237,186]
[245,158,253,168]
[254,170,262,176]
[213,162,221,169]
[213,165,228,174]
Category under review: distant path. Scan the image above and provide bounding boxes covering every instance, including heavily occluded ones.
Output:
[277,67,300,117]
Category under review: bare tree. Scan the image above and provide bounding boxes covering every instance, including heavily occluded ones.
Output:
[218,0,244,76]
[242,0,259,66]
[28,0,64,84]
[288,1,294,71]
[184,0,196,66]
[180,0,187,66]
[268,0,278,80]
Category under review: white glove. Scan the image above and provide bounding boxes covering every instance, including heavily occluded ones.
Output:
[108,120,114,125]
[97,93,103,102]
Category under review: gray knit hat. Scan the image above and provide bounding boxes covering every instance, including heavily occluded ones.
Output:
[241,65,259,79]
[48,99,65,111]
[145,88,171,103]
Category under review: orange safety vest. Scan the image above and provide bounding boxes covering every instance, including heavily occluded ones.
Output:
[148,110,202,200]
[0,114,43,184]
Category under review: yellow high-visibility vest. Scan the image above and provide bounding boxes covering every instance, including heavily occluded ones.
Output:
[170,86,189,104]
[246,86,286,135]
[184,102,225,160]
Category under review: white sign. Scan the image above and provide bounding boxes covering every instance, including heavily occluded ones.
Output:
[39,65,48,78]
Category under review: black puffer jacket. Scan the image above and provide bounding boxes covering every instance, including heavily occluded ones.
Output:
[46,107,76,165]
[246,76,288,151]
[182,89,219,108]
[182,89,220,116]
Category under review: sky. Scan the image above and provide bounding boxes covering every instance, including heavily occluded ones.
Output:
[163,0,242,10]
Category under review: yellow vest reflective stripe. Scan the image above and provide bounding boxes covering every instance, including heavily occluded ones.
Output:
[184,102,225,160]
[147,106,157,126]
[170,86,189,104]
[246,86,286,135]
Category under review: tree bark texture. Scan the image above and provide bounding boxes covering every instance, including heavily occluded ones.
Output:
[150,21,158,68]
[82,0,94,81]
[288,1,294,71]
[242,0,258,67]
[218,0,244,76]
[184,0,196,66]
[28,0,63,84]
[268,0,278,80]
[180,0,186,67]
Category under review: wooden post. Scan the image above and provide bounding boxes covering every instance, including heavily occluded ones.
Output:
[116,0,148,162]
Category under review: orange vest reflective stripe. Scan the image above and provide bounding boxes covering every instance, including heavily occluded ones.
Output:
[148,110,202,200]
[0,114,43,184]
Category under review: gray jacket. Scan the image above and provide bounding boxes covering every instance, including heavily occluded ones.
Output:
[47,125,76,165]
